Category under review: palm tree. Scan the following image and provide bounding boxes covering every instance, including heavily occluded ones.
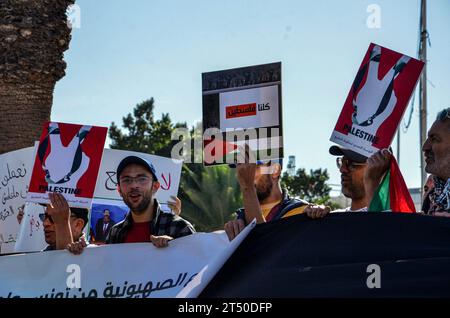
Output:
[181,165,243,232]
[0,0,75,154]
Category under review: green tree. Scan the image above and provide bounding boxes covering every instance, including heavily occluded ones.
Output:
[109,98,187,157]
[281,168,336,207]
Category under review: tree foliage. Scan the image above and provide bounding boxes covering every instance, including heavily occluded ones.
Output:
[281,168,335,206]
[109,98,186,157]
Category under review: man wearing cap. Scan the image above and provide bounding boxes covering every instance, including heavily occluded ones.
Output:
[68,156,195,254]
[108,156,195,246]
[224,146,331,241]
[329,145,369,212]
[41,192,89,251]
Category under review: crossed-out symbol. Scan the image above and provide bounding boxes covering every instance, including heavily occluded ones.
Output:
[105,171,171,190]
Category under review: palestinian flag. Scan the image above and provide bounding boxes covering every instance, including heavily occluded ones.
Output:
[369,156,416,213]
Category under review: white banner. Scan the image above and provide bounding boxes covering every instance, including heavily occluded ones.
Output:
[94,149,182,213]
[219,85,279,130]
[0,147,34,254]
[0,226,254,298]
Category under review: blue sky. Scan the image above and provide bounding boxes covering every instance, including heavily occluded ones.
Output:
[52,0,450,192]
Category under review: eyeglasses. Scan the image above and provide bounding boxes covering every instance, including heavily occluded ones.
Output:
[437,108,450,121]
[336,157,366,172]
[119,176,152,186]
[39,213,78,224]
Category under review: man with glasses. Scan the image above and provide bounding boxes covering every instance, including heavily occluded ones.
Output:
[329,145,369,212]
[67,156,195,254]
[41,192,89,251]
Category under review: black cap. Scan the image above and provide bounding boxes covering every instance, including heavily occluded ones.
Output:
[329,145,367,163]
[116,156,158,182]
[70,207,89,229]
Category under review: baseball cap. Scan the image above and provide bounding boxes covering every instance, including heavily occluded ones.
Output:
[116,156,158,182]
[329,145,367,163]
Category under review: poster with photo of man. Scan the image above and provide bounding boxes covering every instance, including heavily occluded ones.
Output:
[330,43,424,157]
[202,62,283,165]
[89,203,128,244]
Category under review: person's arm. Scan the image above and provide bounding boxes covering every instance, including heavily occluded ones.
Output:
[47,193,74,250]
[236,145,265,225]
[364,149,391,207]
[237,163,265,224]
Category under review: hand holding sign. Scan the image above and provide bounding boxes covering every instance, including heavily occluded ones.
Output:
[150,235,173,248]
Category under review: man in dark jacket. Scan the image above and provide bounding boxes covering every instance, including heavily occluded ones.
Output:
[67,155,195,254]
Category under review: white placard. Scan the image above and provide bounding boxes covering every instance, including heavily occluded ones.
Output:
[219,85,279,130]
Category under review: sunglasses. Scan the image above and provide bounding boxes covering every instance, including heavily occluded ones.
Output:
[39,213,78,224]
[336,157,367,172]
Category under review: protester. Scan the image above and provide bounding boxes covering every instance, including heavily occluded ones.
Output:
[67,156,195,254]
[363,108,450,215]
[329,145,369,212]
[41,193,89,251]
[421,108,450,215]
[224,146,330,241]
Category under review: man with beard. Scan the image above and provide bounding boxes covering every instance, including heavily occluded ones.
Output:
[421,108,450,215]
[363,108,449,215]
[328,145,369,212]
[224,147,330,241]
[67,156,195,254]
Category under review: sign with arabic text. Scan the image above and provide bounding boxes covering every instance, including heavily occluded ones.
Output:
[0,230,253,298]
[0,147,34,254]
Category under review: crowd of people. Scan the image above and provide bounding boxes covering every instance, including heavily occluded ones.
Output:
[33,107,449,254]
